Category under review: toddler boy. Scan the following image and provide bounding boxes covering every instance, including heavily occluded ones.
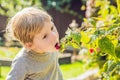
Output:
[6,7,63,80]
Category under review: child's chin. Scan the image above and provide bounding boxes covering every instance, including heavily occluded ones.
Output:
[47,49,58,52]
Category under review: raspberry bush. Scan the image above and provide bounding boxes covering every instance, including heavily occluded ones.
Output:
[61,0,120,79]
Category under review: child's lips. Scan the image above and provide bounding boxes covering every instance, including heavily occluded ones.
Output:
[55,43,60,49]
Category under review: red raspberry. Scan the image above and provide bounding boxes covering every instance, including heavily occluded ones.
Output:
[89,48,94,53]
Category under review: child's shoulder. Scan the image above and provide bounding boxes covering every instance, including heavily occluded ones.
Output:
[12,48,28,64]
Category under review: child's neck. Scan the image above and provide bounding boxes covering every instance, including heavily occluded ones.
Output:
[30,49,45,54]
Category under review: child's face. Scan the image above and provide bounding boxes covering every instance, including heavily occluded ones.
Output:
[30,20,59,53]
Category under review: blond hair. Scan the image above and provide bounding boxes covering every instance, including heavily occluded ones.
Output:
[6,7,51,44]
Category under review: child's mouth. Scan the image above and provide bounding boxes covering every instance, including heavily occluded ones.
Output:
[55,43,60,49]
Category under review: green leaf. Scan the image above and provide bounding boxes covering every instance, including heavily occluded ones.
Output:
[107,24,120,34]
[117,0,120,14]
[108,24,120,31]
[102,60,117,75]
[88,18,96,27]
[98,37,115,55]
[115,44,120,58]
[88,35,97,44]
[94,29,105,37]
[110,5,118,15]
[81,31,90,44]
[71,32,81,44]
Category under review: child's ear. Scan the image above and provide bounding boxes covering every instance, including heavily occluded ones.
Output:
[24,42,33,49]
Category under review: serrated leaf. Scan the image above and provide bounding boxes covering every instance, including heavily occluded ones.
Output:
[98,37,115,55]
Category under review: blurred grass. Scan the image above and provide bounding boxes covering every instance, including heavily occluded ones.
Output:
[0,67,10,80]
[0,47,21,80]
[60,61,86,80]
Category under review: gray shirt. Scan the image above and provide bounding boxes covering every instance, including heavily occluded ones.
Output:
[6,48,63,80]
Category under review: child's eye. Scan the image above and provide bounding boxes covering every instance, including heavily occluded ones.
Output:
[51,19,54,22]
[43,35,47,39]
[51,26,54,31]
